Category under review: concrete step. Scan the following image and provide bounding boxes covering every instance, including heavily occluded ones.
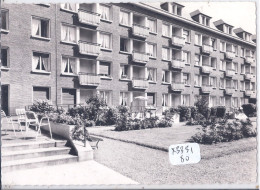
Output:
[2,147,71,161]
[2,140,67,151]
[2,154,79,173]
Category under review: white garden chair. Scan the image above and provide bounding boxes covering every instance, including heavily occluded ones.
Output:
[1,110,20,136]
[25,111,52,140]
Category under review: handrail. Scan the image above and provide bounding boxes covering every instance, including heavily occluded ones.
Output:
[78,40,101,46]
[78,8,101,16]
[133,23,149,29]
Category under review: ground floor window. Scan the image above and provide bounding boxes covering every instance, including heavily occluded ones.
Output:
[120,92,130,106]
[147,93,156,107]
[62,88,76,105]
[98,90,112,106]
[33,87,50,102]
[162,94,169,107]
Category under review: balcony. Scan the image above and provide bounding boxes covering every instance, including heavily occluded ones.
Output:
[171,59,185,69]
[171,36,185,47]
[250,93,256,99]
[171,82,185,92]
[201,44,213,54]
[132,24,149,38]
[225,69,235,77]
[78,41,101,56]
[201,85,212,94]
[78,9,101,26]
[78,73,100,86]
[245,90,254,97]
[225,87,235,95]
[244,73,252,80]
[245,56,255,64]
[225,51,235,60]
[132,78,149,89]
[201,65,213,74]
[132,51,150,64]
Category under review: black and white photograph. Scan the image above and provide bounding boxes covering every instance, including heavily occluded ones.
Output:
[0,0,258,188]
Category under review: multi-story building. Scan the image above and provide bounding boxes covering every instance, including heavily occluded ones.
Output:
[1,2,257,115]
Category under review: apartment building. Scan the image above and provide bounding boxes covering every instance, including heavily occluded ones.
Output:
[1,2,257,115]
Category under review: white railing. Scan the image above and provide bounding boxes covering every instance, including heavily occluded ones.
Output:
[245,73,252,80]
[245,56,255,64]
[171,59,185,69]
[132,79,149,89]
[226,69,235,77]
[78,41,101,56]
[171,36,185,47]
[225,87,235,95]
[171,82,185,91]
[225,51,235,60]
[201,85,212,93]
[78,73,100,86]
[202,44,213,53]
[132,24,149,38]
[201,65,213,73]
[78,9,101,26]
[132,51,150,63]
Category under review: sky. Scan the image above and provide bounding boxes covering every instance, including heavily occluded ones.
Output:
[147,1,256,35]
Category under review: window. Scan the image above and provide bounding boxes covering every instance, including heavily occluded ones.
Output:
[120,37,130,53]
[60,3,77,12]
[99,61,111,77]
[182,73,190,85]
[241,64,245,74]
[183,51,190,64]
[251,66,256,75]
[1,47,9,67]
[240,81,245,91]
[100,32,112,49]
[162,70,170,83]
[148,18,157,33]
[233,62,238,73]
[162,23,170,37]
[234,46,238,56]
[162,47,170,61]
[147,68,157,82]
[100,4,111,21]
[232,97,239,108]
[120,65,130,80]
[147,43,156,58]
[240,98,245,107]
[233,80,238,90]
[98,90,112,105]
[183,29,190,43]
[194,75,201,86]
[119,10,130,26]
[219,96,225,106]
[220,78,225,89]
[61,24,76,43]
[219,60,225,71]
[61,56,76,75]
[182,94,190,106]
[210,77,217,88]
[33,87,50,101]
[209,96,217,107]
[120,92,129,106]
[220,41,225,52]
[195,34,202,46]
[210,38,217,50]
[32,17,50,38]
[32,52,50,72]
[1,9,9,31]
[162,94,169,107]
[211,57,217,69]
[147,93,156,107]
[241,48,244,57]
[195,54,200,66]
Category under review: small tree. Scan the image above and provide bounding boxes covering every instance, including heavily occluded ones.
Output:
[85,95,107,123]
[195,97,209,119]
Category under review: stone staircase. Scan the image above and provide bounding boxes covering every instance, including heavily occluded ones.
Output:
[2,140,78,172]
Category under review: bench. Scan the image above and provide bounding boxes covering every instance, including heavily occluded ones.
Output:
[87,135,103,149]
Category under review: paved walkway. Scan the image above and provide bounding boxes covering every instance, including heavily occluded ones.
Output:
[2,160,138,186]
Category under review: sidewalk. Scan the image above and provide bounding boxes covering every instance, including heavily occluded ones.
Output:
[2,160,139,186]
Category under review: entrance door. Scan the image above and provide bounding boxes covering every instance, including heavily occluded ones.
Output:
[1,85,9,115]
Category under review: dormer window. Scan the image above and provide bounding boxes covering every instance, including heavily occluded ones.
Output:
[190,10,211,27]
[234,28,252,42]
[214,20,233,35]
[172,3,184,16]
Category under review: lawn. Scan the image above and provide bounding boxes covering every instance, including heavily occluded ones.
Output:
[90,122,257,159]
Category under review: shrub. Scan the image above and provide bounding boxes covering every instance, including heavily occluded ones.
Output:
[85,96,107,122]
[115,106,130,131]
[242,104,256,117]
[68,107,86,118]
[195,97,209,118]
[216,106,226,118]
[190,106,198,119]
[210,107,217,117]
[30,99,54,113]
[103,107,117,125]
[178,106,191,122]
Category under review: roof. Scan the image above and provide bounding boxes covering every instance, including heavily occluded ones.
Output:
[160,2,185,8]
[234,27,252,35]
[190,9,212,18]
[213,19,234,27]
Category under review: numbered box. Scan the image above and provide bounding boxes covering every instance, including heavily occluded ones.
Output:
[169,143,201,165]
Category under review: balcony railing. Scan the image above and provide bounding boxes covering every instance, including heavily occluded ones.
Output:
[245,56,255,64]
[78,9,101,26]
[201,85,212,94]
[171,35,185,47]
[245,90,254,97]
[78,73,101,86]
[171,81,185,91]
[201,65,213,74]
[250,92,256,99]
[171,59,185,69]
[226,69,235,77]
[132,24,150,38]
[132,78,149,89]
[225,87,235,95]
[225,51,236,60]
[244,73,252,80]
[201,44,213,54]
[132,51,150,64]
[78,41,101,56]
